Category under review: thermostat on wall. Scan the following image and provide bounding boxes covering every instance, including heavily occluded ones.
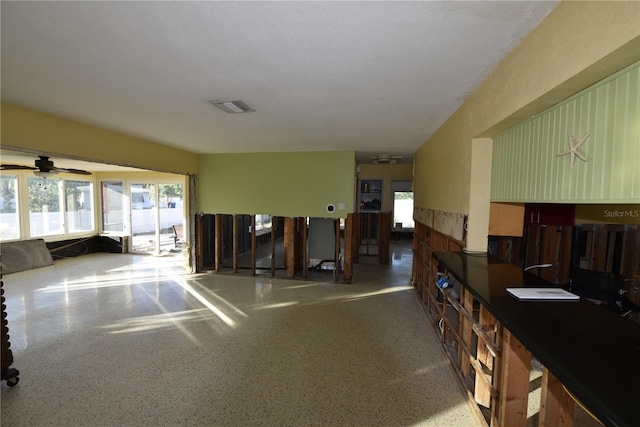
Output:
[326,204,335,213]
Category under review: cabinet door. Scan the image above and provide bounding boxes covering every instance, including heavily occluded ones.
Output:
[524,204,575,225]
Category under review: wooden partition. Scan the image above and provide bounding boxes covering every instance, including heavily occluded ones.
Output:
[196,214,355,283]
[355,211,391,264]
[412,220,464,308]
[343,214,354,284]
[378,212,391,264]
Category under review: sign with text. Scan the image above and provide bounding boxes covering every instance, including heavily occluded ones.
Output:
[575,204,640,224]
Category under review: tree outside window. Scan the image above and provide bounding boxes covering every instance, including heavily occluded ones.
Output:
[28,177,63,237]
[65,180,94,232]
[0,175,19,240]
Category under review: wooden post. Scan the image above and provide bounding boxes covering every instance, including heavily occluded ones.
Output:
[232,214,238,273]
[334,219,341,282]
[378,212,391,264]
[497,329,531,427]
[251,215,256,276]
[491,324,504,427]
[285,217,296,278]
[459,287,473,378]
[214,214,222,272]
[343,214,353,284]
[475,305,496,408]
[270,217,276,277]
[366,213,372,255]
[195,214,204,272]
[352,213,360,263]
[557,226,573,284]
[539,367,575,427]
[295,217,305,270]
[302,217,308,280]
[525,225,542,275]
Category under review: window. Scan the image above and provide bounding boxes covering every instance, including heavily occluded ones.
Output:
[65,180,94,232]
[0,175,20,240]
[28,177,64,237]
[101,181,124,232]
[393,191,414,229]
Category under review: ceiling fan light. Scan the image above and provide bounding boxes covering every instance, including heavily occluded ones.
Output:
[33,170,59,179]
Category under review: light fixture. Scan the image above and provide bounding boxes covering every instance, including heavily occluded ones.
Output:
[211,100,255,114]
[33,170,59,179]
[371,154,403,164]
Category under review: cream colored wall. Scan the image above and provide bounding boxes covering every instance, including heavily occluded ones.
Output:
[413,1,640,251]
[1,103,198,175]
[357,163,413,212]
[96,171,185,181]
[467,139,493,251]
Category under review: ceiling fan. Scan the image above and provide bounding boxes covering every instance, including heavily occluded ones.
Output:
[370,154,404,164]
[0,155,92,177]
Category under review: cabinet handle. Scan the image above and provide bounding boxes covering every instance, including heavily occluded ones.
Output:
[537,211,541,223]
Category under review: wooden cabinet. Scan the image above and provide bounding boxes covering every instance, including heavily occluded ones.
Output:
[359,179,382,212]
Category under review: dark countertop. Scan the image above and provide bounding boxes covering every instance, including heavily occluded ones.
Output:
[433,251,640,427]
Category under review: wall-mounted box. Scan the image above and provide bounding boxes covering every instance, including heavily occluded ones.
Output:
[488,202,524,236]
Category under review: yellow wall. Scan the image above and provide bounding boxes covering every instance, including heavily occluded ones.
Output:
[357,163,413,212]
[413,1,640,251]
[575,204,640,225]
[1,103,198,175]
[198,151,356,218]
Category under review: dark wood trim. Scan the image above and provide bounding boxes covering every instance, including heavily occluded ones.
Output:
[271,216,276,277]
[251,215,256,276]
[378,211,391,264]
[302,217,308,280]
[285,217,296,278]
[343,214,353,284]
[334,219,341,282]
[214,214,222,272]
[195,214,204,272]
[232,214,238,273]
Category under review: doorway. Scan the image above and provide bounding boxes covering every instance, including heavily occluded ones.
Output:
[129,182,184,254]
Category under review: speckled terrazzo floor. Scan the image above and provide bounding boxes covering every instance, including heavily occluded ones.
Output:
[1,243,480,426]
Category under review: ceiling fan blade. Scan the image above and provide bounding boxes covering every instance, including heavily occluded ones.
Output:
[0,164,37,171]
[53,167,92,175]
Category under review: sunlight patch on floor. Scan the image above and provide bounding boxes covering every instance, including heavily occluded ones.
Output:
[98,308,213,335]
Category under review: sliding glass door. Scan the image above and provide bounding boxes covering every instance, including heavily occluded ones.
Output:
[130,183,157,253]
[130,182,184,254]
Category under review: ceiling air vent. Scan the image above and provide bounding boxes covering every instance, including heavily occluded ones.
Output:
[211,100,255,114]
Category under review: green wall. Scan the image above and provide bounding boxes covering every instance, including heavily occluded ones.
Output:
[492,61,640,203]
[197,151,355,218]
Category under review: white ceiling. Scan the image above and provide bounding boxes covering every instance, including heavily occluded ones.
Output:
[1,1,559,168]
